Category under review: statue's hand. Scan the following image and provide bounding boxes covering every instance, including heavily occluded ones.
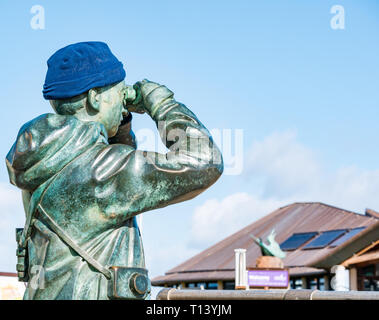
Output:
[125,79,167,115]
[123,81,146,114]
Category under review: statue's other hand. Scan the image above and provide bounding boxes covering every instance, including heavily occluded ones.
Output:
[127,79,170,115]
[123,81,147,114]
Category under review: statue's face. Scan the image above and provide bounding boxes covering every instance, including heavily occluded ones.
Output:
[97,81,126,137]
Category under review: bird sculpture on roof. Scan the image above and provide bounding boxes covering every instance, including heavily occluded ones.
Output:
[250,229,286,259]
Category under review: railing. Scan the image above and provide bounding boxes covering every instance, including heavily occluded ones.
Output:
[157,288,379,300]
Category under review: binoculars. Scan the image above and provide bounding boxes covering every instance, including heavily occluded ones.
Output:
[122,85,137,109]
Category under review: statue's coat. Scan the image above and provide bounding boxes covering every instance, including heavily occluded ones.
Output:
[6,83,223,299]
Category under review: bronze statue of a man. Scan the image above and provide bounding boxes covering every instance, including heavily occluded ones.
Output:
[5,42,223,300]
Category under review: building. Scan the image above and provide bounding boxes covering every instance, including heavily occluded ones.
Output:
[0,272,25,300]
[152,202,379,291]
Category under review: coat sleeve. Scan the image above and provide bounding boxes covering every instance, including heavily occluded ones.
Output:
[91,80,224,220]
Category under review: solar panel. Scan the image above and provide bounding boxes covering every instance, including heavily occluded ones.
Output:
[280,232,318,251]
[303,229,347,249]
[329,227,366,248]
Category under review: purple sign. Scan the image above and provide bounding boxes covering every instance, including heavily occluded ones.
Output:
[248,269,289,288]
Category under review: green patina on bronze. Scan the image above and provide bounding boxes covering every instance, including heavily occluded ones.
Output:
[6,79,223,300]
[250,230,286,259]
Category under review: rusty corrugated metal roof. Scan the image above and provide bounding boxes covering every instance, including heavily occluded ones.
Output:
[0,272,17,277]
[152,202,378,285]
[288,267,326,277]
[366,208,379,219]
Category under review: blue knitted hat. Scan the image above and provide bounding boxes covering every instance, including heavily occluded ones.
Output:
[43,42,126,100]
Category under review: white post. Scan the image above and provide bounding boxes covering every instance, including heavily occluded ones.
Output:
[331,265,350,291]
[234,248,248,290]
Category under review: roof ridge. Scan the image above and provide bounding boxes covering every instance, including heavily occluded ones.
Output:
[365,208,379,219]
[290,201,371,218]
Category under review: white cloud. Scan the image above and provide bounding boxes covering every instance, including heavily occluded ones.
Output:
[190,131,379,248]
[190,193,288,248]
[145,242,200,278]
[143,240,201,299]
[0,183,25,272]
[317,166,379,212]
[245,131,321,198]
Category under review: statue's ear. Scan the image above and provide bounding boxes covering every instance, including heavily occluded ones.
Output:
[87,88,101,113]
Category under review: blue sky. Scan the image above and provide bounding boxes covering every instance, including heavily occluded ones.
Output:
[0,0,378,297]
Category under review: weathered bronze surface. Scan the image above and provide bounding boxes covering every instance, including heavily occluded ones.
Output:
[6,78,223,299]
[250,229,286,259]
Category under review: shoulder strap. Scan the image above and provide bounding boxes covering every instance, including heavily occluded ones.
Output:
[19,175,58,249]
[37,204,112,280]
